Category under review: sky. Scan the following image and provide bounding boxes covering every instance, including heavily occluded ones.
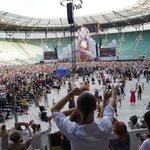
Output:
[0,0,139,19]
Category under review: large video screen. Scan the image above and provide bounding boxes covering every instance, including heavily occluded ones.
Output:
[99,47,117,60]
[44,51,57,60]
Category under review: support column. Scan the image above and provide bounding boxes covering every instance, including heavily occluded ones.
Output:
[70,24,76,75]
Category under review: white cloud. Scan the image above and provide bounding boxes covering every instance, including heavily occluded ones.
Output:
[0,0,138,18]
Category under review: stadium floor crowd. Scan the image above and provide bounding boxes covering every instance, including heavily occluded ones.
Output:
[3,70,150,133]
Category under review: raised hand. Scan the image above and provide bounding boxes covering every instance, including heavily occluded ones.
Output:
[24,122,29,128]
[51,87,86,113]
[109,85,119,107]
[112,85,119,96]
[104,90,112,101]
[71,87,86,96]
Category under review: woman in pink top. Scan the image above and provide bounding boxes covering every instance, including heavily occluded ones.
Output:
[129,88,137,106]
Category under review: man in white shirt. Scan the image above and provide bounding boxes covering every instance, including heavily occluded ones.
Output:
[51,86,119,150]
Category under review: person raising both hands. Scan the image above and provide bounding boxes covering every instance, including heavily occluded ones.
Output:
[8,122,34,150]
[51,86,119,150]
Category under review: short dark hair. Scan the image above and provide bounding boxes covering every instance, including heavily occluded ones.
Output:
[37,124,41,131]
[31,123,37,130]
[9,130,22,143]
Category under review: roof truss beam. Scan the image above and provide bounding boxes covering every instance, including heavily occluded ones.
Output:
[27,19,41,36]
[125,9,148,21]
[0,12,8,20]
[32,19,41,28]
[90,16,98,22]
[83,17,90,23]
[0,17,20,31]
[112,11,130,24]
[101,14,116,26]
[46,19,50,31]
[18,19,33,31]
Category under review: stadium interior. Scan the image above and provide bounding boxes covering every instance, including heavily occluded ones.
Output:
[0,0,150,150]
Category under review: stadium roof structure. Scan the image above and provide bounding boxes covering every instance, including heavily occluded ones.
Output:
[0,0,150,34]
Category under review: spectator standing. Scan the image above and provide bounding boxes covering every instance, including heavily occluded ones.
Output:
[120,84,126,99]
[129,88,136,106]
[113,73,117,83]
[14,120,34,143]
[0,124,10,150]
[116,92,122,107]
[30,122,52,149]
[86,79,90,91]
[142,83,144,91]
[94,87,103,101]
[135,82,138,90]
[8,123,34,150]
[43,90,49,108]
[51,86,119,150]
[21,96,28,114]
[97,75,101,85]
[91,77,95,85]
[146,74,149,83]
[137,72,140,83]
[137,85,142,100]
[34,91,40,107]
[56,81,61,94]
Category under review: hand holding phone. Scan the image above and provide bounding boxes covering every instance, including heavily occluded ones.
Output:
[19,122,24,126]
[136,133,145,143]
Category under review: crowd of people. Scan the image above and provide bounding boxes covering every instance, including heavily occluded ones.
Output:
[0,60,150,149]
